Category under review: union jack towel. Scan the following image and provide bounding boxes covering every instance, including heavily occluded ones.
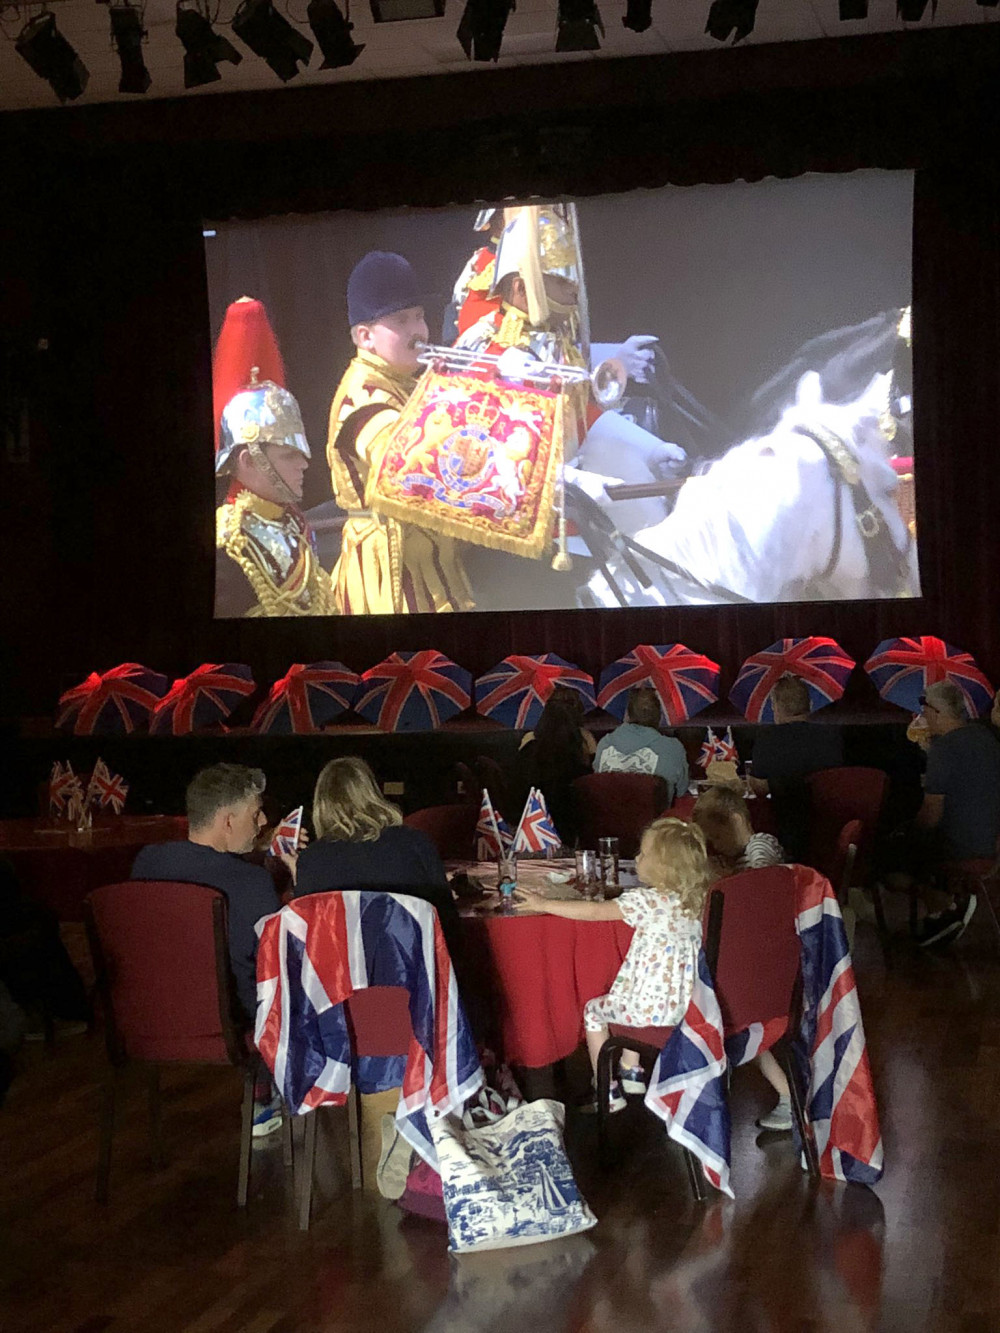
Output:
[255,892,483,1169]
[645,864,883,1197]
[475,789,512,859]
[268,806,303,858]
[513,787,562,854]
[86,758,129,813]
[48,761,82,816]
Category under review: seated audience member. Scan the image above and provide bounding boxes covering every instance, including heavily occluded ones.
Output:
[295,757,461,955]
[514,817,708,1111]
[130,764,284,1024]
[750,674,844,860]
[509,693,593,846]
[594,686,689,803]
[909,680,1000,946]
[692,786,784,874]
[519,684,597,758]
[690,787,792,1130]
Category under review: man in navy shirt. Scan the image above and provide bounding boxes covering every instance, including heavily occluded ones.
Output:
[131,764,295,1134]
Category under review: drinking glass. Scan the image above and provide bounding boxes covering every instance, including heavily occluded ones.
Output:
[743,759,755,799]
[598,837,620,892]
[575,849,601,899]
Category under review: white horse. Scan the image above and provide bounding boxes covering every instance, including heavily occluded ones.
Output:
[579,368,918,607]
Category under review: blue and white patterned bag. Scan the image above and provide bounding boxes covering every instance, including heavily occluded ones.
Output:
[430,1098,598,1254]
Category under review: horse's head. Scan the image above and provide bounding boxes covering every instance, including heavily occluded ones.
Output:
[790,369,895,460]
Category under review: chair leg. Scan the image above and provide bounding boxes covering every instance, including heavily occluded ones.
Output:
[147,1066,166,1171]
[778,1045,820,1181]
[683,1148,706,1203]
[908,888,919,939]
[96,1073,116,1204]
[280,1105,293,1169]
[298,1112,318,1230]
[595,1038,622,1167]
[869,882,893,969]
[237,1065,254,1209]
[347,1085,363,1191]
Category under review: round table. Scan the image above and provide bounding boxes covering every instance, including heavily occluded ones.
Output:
[0,816,188,920]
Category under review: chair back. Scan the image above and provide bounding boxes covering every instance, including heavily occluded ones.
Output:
[706,865,800,1034]
[86,880,244,1066]
[805,766,887,881]
[344,986,414,1057]
[473,755,509,816]
[403,803,479,859]
[829,819,863,903]
[571,772,669,857]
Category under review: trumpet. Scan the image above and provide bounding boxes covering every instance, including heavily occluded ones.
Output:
[414,342,627,408]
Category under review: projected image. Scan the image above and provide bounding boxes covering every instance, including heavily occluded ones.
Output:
[206,172,916,617]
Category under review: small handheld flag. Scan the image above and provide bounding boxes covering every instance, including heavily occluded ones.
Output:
[698,728,720,771]
[513,787,562,855]
[716,727,739,764]
[475,789,512,859]
[49,762,83,818]
[269,807,303,858]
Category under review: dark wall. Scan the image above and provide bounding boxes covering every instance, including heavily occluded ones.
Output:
[0,26,998,718]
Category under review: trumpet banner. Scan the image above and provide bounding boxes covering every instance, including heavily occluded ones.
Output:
[370,367,564,559]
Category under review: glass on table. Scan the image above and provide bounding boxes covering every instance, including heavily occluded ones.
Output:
[742,759,755,799]
[575,849,602,900]
[598,836,620,892]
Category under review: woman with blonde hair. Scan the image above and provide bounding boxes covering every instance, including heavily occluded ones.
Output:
[515,817,709,1112]
[295,756,460,950]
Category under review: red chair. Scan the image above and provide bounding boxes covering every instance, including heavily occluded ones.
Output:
[827,819,863,906]
[403,803,479,859]
[296,985,414,1229]
[571,773,670,858]
[941,845,1000,946]
[805,767,887,883]
[85,880,286,1205]
[597,865,819,1197]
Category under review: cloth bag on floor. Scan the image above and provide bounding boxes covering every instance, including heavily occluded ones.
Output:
[429,1098,597,1254]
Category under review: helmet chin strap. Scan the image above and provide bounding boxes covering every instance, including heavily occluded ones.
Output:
[245,438,299,507]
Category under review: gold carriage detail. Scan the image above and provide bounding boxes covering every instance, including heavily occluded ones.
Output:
[370,365,565,560]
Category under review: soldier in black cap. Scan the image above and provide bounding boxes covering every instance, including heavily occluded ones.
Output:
[326,251,473,615]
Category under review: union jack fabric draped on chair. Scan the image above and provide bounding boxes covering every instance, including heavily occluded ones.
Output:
[56,663,170,736]
[355,652,472,732]
[253,663,359,734]
[475,654,596,730]
[597,644,720,726]
[645,865,883,1197]
[863,635,993,716]
[729,638,856,722]
[149,664,255,735]
[255,892,483,1169]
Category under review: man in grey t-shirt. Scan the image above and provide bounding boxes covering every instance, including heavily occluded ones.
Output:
[914,680,1000,946]
[595,687,689,805]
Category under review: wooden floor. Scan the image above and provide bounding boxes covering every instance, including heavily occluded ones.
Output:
[3,909,1000,1333]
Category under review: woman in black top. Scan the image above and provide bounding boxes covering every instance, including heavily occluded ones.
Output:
[295,756,461,954]
[509,693,593,846]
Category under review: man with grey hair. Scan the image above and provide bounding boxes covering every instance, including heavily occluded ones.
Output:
[912,680,1000,945]
[594,687,689,803]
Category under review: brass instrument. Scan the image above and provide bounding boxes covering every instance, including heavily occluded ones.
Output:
[414,342,628,408]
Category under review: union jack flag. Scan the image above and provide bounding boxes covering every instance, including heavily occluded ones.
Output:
[86,758,129,813]
[729,638,856,723]
[716,727,739,764]
[48,761,82,816]
[512,787,562,854]
[863,635,993,717]
[645,864,882,1196]
[355,652,471,732]
[269,806,303,858]
[255,892,483,1170]
[597,644,720,726]
[475,654,596,731]
[697,728,721,770]
[475,789,512,858]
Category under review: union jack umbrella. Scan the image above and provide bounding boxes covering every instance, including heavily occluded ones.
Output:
[729,638,856,723]
[475,654,596,730]
[150,663,256,735]
[56,663,170,736]
[863,635,994,716]
[355,651,471,732]
[253,663,359,734]
[598,643,720,726]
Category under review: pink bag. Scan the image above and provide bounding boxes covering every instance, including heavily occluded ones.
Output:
[396,1159,446,1222]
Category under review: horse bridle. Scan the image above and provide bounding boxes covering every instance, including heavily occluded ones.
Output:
[793,425,914,596]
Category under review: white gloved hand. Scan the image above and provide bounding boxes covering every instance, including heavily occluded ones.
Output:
[564,464,625,501]
[496,346,540,382]
[611,334,659,384]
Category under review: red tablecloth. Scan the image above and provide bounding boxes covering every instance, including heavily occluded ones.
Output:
[460,910,634,1068]
[0,816,188,920]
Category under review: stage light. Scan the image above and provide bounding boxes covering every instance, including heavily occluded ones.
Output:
[896,0,931,18]
[15,12,89,102]
[369,0,444,21]
[839,0,867,16]
[622,0,652,32]
[232,0,314,81]
[705,0,757,42]
[176,2,243,88]
[556,0,604,52]
[307,0,365,67]
[457,0,514,61]
[110,5,151,94]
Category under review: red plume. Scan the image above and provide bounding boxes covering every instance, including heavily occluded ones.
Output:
[212,297,286,451]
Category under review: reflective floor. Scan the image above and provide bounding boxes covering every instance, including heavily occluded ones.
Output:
[2,910,999,1333]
